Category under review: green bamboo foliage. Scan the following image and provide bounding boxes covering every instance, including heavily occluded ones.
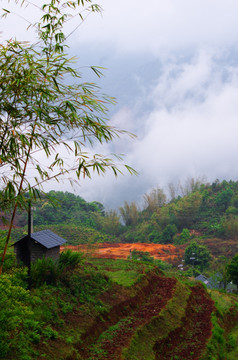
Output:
[0,0,136,273]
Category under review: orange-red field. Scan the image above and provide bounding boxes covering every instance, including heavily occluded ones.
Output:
[61,243,183,262]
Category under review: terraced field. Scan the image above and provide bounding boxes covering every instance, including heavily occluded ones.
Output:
[72,260,215,360]
[154,285,214,360]
[88,276,176,360]
[29,258,237,360]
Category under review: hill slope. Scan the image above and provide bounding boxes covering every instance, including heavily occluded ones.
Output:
[1,256,237,360]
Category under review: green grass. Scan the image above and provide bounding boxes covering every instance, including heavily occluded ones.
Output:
[93,258,153,272]
[226,325,238,360]
[209,289,238,314]
[200,291,238,360]
[105,270,142,287]
[92,258,156,287]
[200,313,225,360]
[122,281,191,360]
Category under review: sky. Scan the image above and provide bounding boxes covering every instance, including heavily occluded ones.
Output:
[2,0,238,209]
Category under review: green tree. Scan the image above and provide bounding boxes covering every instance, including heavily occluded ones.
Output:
[214,255,229,290]
[215,188,233,212]
[157,202,177,228]
[221,215,238,239]
[227,254,238,290]
[174,228,191,245]
[184,241,211,272]
[0,0,136,274]
[105,210,122,235]
[143,187,167,214]
[119,201,139,227]
[160,224,177,244]
[176,191,202,229]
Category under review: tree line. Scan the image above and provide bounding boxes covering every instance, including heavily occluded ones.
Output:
[3,178,238,247]
[119,179,238,244]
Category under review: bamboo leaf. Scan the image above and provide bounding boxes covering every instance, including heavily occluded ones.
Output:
[0,0,136,274]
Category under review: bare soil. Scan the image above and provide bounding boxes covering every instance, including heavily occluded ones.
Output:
[61,243,183,262]
[154,283,214,360]
[88,276,177,360]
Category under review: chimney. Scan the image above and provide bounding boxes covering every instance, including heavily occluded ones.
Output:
[28,201,32,236]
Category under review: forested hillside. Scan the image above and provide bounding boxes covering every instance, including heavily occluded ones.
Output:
[1,179,237,280]
[119,179,238,244]
[1,190,121,244]
[4,179,238,249]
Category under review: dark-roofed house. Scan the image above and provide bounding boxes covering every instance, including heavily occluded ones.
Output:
[195,274,210,285]
[195,273,236,292]
[14,230,67,267]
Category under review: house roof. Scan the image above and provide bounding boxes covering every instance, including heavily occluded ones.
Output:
[31,230,66,249]
[195,273,236,292]
[195,274,209,284]
[15,229,67,249]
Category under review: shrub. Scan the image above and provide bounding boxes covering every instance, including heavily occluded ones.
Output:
[221,216,238,239]
[184,241,211,271]
[160,224,177,244]
[42,325,58,339]
[227,253,238,289]
[154,259,172,271]
[2,253,17,270]
[130,249,154,263]
[59,249,84,270]
[148,230,161,243]
[174,228,191,245]
[31,257,59,287]
[0,274,34,358]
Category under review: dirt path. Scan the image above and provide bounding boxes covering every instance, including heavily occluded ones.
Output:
[88,277,177,360]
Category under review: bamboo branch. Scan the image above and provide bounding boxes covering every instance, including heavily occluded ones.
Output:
[0,124,36,275]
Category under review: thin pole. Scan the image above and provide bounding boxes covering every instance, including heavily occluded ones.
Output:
[28,201,31,236]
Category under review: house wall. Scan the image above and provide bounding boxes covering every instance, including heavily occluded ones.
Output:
[44,246,60,261]
[29,240,45,263]
[29,241,60,262]
[15,239,30,267]
[15,238,61,265]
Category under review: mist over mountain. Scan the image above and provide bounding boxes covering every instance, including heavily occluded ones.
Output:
[3,0,238,208]
[49,46,238,209]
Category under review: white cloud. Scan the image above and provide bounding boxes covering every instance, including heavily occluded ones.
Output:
[2,0,238,55]
[76,0,238,55]
[130,52,238,185]
[2,1,238,209]
[63,51,238,208]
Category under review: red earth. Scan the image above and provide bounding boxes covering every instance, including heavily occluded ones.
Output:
[154,283,214,360]
[79,275,214,360]
[92,276,177,360]
[61,243,183,262]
